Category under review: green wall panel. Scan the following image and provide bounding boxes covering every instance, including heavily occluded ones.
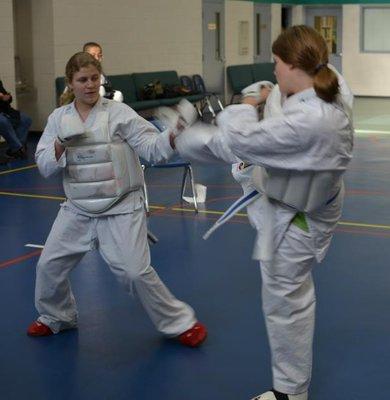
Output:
[242,0,390,4]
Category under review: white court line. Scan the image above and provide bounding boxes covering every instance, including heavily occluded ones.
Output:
[25,244,44,249]
[355,129,390,135]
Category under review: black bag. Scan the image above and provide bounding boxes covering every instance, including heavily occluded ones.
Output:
[163,84,192,98]
[102,82,115,100]
[141,80,165,100]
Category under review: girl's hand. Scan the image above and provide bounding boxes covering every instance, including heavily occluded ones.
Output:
[259,86,272,103]
[242,85,272,107]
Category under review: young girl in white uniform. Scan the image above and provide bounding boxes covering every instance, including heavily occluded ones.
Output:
[27,52,207,348]
[175,25,354,399]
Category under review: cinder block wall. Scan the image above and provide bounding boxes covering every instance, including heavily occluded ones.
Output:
[15,0,203,130]
[343,5,390,97]
[0,0,16,105]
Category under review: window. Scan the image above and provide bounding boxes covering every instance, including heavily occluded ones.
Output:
[362,6,390,52]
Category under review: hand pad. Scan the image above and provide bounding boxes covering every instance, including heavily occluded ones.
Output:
[241,81,274,100]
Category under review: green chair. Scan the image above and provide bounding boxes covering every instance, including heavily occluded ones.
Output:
[55,77,66,105]
[132,71,181,101]
[251,63,276,85]
[106,74,136,105]
[226,64,254,103]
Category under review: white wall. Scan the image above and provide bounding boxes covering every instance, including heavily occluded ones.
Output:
[14,0,203,130]
[52,0,202,79]
[30,0,55,130]
[0,0,15,104]
[14,0,39,129]
[291,5,304,26]
[17,1,390,131]
[225,0,254,67]
[224,1,280,101]
[270,4,282,44]
[224,0,253,101]
[343,5,390,97]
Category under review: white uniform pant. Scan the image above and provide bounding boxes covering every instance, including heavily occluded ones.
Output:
[35,206,196,335]
[260,224,316,395]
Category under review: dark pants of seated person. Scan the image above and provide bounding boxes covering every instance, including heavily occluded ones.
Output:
[0,112,32,151]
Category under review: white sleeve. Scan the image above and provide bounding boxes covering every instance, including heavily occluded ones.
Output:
[116,107,175,164]
[175,122,239,164]
[217,104,309,170]
[35,112,66,178]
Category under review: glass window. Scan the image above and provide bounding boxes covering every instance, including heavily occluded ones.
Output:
[362,7,390,52]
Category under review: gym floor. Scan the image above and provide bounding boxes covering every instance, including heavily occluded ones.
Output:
[0,97,389,400]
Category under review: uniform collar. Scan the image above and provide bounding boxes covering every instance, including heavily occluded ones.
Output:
[66,96,109,126]
[66,96,108,113]
[283,87,316,109]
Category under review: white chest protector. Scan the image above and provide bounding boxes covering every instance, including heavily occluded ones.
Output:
[61,110,143,214]
[255,83,345,213]
[252,165,342,213]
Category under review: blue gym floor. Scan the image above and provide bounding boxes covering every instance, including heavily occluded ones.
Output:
[0,99,389,400]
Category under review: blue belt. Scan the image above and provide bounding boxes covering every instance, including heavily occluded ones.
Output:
[203,186,341,240]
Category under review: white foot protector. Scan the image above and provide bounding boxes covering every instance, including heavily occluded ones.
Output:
[251,391,308,400]
[176,98,198,126]
[154,106,179,130]
[154,99,197,133]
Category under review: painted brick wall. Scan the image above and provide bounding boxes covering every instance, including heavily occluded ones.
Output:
[343,5,390,96]
[0,0,15,104]
[16,0,203,129]
[52,0,202,80]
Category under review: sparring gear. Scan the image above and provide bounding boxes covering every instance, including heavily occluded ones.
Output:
[155,99,198,136]
[33,98,200,342]
[203,168,342,240]
[57,115,86,145]
[178,322,207,347]
[251,390,308,400]
[242,81,275,101]
[203,189,260,239]
[175,122,239,165]
[61,111,144,214]
[155,106,179,130]
[252,166,342,214]
[176,99,198,127]
[263,84,284,119]
[27,320,54,337]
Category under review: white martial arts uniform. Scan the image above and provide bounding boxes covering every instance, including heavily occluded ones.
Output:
[34,97,196,335]
[175,69,353,394]
[218,84,354,394]
[231,64,353,261]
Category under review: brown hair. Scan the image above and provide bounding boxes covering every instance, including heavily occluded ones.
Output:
[272,25,339,103]
[82,42,102,52]
[59,52,102,106]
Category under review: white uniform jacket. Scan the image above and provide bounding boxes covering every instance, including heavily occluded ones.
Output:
[35,97,174,216]
[218,88,354,262]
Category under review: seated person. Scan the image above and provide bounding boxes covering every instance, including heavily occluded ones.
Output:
[83,42,123,102]
[0,79,31,159]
